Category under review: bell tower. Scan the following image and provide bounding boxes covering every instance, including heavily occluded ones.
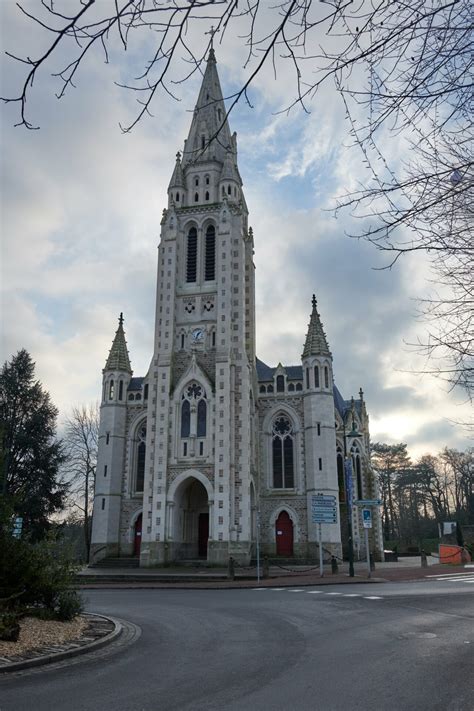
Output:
[140,47,256,566]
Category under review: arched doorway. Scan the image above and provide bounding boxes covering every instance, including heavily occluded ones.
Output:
[173,477,209,560]
[133,513,142,557]
[275,511,293,556]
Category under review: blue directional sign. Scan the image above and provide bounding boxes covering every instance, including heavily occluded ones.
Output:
[311,495,337,524]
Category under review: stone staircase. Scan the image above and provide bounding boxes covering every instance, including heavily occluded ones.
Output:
[89,557,140,569]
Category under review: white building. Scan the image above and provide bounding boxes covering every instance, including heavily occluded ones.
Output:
[90,48,383,566]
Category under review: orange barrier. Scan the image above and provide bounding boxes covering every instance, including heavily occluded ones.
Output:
[439,544,463,564]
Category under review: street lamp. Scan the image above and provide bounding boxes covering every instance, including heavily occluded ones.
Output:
[343,397,362,577]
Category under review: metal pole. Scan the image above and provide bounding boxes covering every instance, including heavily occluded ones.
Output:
[256,509,261,583]
[319,523,324,577]
[365,526,371,578]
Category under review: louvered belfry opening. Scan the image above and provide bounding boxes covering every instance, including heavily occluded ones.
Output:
[186,227,198,282]
[204,225,215,281]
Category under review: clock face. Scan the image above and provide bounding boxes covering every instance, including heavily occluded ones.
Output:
[191,328,204,343]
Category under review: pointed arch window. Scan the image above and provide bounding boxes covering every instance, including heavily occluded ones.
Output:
[175,192,180,202]
[181,400,191,437]
[337,447,345,502]
[351,444,362,499]
[186,227,198,282]
[276,375,285,393]
[197,399,207,437]
[324,366,329,388]
[135,424,146,493]
[118,380,123,401]
[109,380,115,400]
[272,416,295,489]
[314,366,320,388]
[205,225,216,281]
[180,382,207,456]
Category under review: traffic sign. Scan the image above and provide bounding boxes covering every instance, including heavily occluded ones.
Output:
[362,509,372,529]
[353,499,382,506]
[311,494,337,524]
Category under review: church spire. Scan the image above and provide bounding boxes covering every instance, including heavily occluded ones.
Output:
[182,46,234,168]
[302,295,331,358]
[168,151,185,189]
[104,313,132,373]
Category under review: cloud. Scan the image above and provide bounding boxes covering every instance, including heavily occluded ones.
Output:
[1,2,472,461]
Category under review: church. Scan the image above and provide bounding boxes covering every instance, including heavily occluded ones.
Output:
[90,47,383,567]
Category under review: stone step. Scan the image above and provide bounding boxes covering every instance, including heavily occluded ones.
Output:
[89,557,140,569]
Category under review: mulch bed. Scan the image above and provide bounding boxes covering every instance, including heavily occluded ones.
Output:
[0,614,115,666]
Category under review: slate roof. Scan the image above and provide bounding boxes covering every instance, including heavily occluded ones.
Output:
[128,377,144,391]
[256,358,303,382]
[302,295,331,358]
[104,314,132,373]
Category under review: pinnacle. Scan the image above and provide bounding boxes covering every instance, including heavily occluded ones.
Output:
[302,294,331,358]
[104,313,132,373]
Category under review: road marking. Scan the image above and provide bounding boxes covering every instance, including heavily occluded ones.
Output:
[426,572,474,578]
[343,594,360,597]
[270,588,285,591]
[325,592,342,595]
[252,588,267,590]
[288,589,305,592]
[306,590,323,594]
[364,596,383,600]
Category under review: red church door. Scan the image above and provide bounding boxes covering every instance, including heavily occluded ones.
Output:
[133,514,142,557]
[198,513,209,558]
[275,511,294,556]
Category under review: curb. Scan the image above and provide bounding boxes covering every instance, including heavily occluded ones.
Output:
[0,613,122,673]
[77,577,387,590]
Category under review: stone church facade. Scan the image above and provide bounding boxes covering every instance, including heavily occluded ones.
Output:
[90,48,383,566]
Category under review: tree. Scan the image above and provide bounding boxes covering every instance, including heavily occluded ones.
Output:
[63,403,99,562]
[2,0,472,394]
[371,443,411,542]
[0,349,66,540]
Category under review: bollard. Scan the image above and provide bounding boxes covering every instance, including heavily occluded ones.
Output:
[228,556,235,580]
[331,555,338,575]
[263,556,269,579]
[420,550,428,568]
[370,553,375,571]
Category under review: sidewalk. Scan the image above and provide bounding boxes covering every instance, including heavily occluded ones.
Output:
[76,557,469,589]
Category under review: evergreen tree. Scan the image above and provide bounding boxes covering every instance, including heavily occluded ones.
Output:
[0,349,66,540]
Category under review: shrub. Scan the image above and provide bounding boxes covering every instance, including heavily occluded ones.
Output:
[56,590,83,621]
[0,611,21,642]
[0,516,83,621]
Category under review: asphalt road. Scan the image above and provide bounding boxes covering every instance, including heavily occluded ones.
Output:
[1,581,473,711]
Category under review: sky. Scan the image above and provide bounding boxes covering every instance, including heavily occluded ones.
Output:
[1,1,472,460]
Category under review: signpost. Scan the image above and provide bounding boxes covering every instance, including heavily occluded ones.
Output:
[311,495,337,577]
[362,509,372,577]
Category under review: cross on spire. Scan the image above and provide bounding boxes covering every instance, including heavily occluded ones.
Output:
[206,25,219,49]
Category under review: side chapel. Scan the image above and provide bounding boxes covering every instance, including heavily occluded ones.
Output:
[90,47,383,566]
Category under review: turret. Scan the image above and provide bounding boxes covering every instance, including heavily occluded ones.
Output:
[302,294,333,392]
[168,151,186,208]
[301,295,341,559]
[91,314,133,562]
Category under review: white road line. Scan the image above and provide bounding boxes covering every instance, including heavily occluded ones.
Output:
[438,576,474,582]
[364,596,383,600]
[325,592,342,595]
[288,589,305,593]
[343,594,360,597]
[270,588,285,591]
[252,588,267,590]
[306,590,323,594]
[426,572,473,578]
